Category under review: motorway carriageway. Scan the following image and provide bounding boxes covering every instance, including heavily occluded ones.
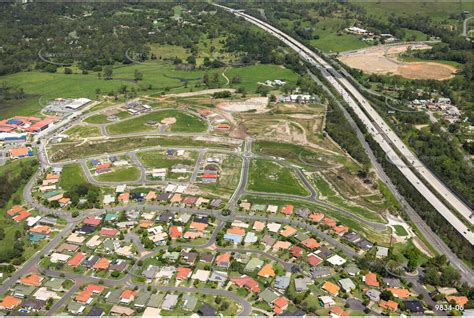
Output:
[215,4,474,245]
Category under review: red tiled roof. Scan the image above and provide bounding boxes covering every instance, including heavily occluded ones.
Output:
[365,272,379,287]
[176,267,192,280]
[20,274,43,287]
[281,204,294,215]
[309,213,324,222]
[83,216,102,226]
[0,295,22,309]
[301,238,320,250]
[231,276,260,293]
[13,210,31,222]
[68,252,86,267]
[7,205,24,216]
[75,290,92,303]
[290,246,303,258]
[306,254,322,266]
[99,228,119,236]
[169,226,182,239]
[93,258,110,270]
[85,284,105,294]
[9,147,29,158]
[121,290,137,300]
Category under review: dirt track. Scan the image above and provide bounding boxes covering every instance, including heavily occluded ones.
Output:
[338,43,457,80]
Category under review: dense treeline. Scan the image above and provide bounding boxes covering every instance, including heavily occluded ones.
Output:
[325,100,369,166]
[0,159,37,208]
[366,135,474,264]
[408,128,473,205]
[0,2,300,76]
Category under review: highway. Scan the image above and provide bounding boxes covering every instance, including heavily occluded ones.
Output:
[215,4,474,245]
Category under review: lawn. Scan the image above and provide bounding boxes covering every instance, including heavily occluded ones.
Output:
[107,109,207,135]
[149,44,188,60]
[137,150,197,168]
[226,64,299,92]
[95,167,141,182]
[311,33,369,53]
[247,159,309,196]
[84,114,110,124]
[59,164,88,191]
[401,28,429,41]
[63,125,101,139]
[0,61,208,118]
[393,225,409,236]
[308,16,369,53]
[0,62,300,118]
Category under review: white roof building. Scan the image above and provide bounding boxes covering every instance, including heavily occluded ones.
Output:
[327,254,346,266]
[50,252,71,263]
[33,287,61,301]
[267,205,278,213]
[103,194,116,205]
[266,222,282,233]
[86,235,102,248]
[164,184,177,193]
[26,216,42,227]
[192,269,210,282]
[176,185,187,194]
[116,184,127,193]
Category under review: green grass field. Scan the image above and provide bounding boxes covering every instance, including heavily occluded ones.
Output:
[0,62,300,118]
[84,114,110,124]
[226,64,299,91]
[393,225,409,236]
[95,166,141,182]
[59,164,88,191]
[63,125,101,139]
[306,16,369,53]
[355,2,471,23]
[107,109,207,135]
[137,150,197,168]
[149,44,188,60]
[311,33,369,53]
[247,159,309,196]
[401,28,429,41]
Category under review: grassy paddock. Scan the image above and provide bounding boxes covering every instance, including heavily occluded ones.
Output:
[63,125,101,139]
[59,164,88,191]
[107,109,207,135]
[95,166,141,182]
[247,159,309,196]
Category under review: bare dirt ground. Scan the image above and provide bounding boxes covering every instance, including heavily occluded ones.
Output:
[161,117,177,125]
[338,43,457,80]
[217,97,269,113]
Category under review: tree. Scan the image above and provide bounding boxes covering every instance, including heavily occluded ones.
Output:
[64,67,73,74]
[134,69,143,81]
[231,75,241,84]
[103,66,113,80]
